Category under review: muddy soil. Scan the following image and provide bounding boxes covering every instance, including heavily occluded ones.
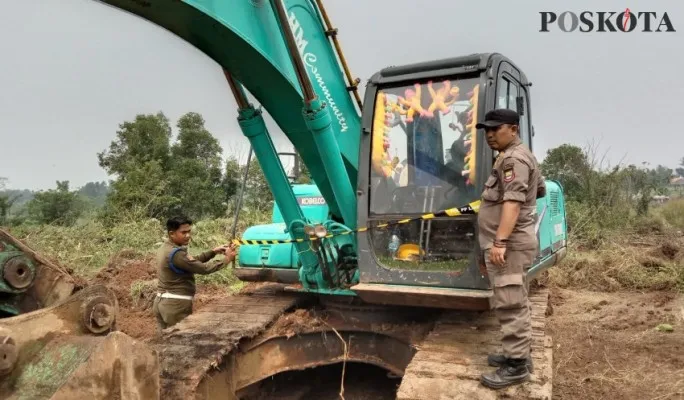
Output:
[89,251,233,341]
[548,287,684,400]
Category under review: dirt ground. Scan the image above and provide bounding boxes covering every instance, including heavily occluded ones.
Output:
[90,251,684,399]
[548,287,684,400]
[89,251,234,341]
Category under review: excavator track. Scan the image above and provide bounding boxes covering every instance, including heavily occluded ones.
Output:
[149,284,551,399]
[396,287,552,400]
[150,284,304,399]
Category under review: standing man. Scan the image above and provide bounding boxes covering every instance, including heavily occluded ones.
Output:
[475,109,546,389]
[152,216,237,331]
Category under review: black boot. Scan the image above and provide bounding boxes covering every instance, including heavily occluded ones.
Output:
[480,358,530,389]
[487,353,534,373]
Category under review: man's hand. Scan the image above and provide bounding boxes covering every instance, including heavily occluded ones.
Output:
[489,246,506,267]
[211,245,226,254]
[223,243,237,263]
[212,244,229,254]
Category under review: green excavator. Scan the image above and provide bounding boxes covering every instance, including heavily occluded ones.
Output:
[0,0,567,399]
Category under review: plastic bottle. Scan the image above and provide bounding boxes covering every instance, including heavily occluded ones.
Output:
[388,229,401,258]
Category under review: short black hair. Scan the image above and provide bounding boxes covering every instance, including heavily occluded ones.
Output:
[166,216,193,232]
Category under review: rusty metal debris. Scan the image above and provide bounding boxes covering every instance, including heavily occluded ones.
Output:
[0,229,75,316]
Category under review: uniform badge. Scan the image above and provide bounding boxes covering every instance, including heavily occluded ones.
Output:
[503,167,515,182]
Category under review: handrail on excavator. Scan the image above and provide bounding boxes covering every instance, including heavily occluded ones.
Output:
[312,0,363,111]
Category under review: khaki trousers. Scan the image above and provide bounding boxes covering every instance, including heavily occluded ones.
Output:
[152,296,193,332]
[484,248,536,359]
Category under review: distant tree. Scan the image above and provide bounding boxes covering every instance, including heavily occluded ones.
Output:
[648,165,673,194]
[618,165,652,215]
[0,178,11,225]
[222,156,242,203]
[0,196,10,226]
[96,112,175,221]
[26,181,85,226]
[166,112,226,219]
[78,181,110,206]
[99,161,177,223]
[222,153,274,214]
[676,157,684,177]
[244,159,273,212]
[97,111,239,221]
[294,153,312,184]
[540,144,590,200]
[97,112,172,176]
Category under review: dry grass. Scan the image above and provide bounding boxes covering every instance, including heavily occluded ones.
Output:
[5,213,269,280]
[658,199,684,231]
[130,279,158,309]
[549,233,684,292]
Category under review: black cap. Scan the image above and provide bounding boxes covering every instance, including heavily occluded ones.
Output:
[475,109,519,129]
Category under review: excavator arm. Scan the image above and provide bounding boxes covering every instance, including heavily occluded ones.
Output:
[99,0,361,225]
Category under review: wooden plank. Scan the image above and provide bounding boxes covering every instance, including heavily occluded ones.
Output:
[397,288,552,400]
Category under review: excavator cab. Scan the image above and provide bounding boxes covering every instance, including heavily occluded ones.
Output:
[351,54,567,309]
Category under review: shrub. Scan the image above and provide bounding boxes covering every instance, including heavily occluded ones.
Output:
[659,199,684,231]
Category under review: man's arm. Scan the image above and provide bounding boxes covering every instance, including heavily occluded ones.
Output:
[496,202,521,242]
[496,157,530,242]
[488,157,530,266]
[193,250,217,263]
[172,250,226,275]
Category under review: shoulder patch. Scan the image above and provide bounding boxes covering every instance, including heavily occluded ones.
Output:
[503,165,515,183]
[509,148,534,167]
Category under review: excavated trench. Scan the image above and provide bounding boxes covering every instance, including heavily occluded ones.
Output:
[190,298,438,399]
[238,362,401,400]
[147,283,441,399]
[194,326,421,398]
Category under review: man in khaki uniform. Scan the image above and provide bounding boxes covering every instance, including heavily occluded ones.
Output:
[475,109,546,389]
[152,216,236,331]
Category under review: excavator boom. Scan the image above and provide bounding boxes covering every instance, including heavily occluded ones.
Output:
[98,0,361,226]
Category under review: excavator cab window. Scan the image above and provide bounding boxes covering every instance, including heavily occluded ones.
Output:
[367,76,481,272]
[497,74,532,149]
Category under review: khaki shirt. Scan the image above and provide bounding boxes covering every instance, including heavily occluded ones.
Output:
[155,240,226,297]
[478,138,545,250]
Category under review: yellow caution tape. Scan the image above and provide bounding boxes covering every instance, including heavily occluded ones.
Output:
[231,200,481,246]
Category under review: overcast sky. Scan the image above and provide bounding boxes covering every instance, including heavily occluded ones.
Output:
[1,0,682,190]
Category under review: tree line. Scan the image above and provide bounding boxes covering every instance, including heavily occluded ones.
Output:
[0,111,309,227]
[540,142,682,248]
[0,111,680,230]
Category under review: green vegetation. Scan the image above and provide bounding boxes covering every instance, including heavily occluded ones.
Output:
[540,142,678,250]
[1,111,281,283]
[1,113,683,294]
[541,143,684,291]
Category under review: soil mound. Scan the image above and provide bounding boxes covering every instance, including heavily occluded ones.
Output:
[90,250,158,339]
